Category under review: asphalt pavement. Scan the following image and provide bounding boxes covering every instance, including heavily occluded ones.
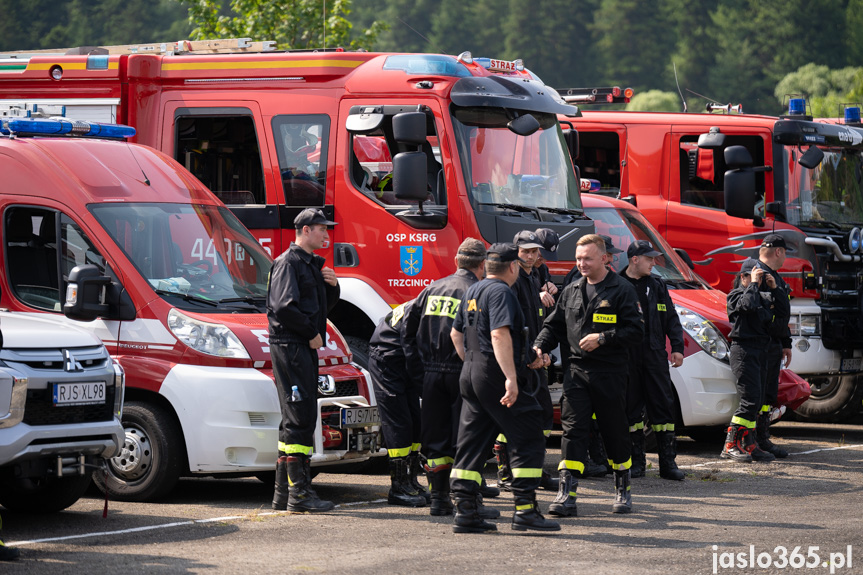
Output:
[2,420,863,575]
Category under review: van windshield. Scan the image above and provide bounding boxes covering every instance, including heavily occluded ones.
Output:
[90,203,272,310]
[451,107,582,213]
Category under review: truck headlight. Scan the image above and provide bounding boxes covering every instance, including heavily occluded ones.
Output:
[676,306,729,362]
[167,308,250,359]
[788,314,821,337]
[112,360,125,417]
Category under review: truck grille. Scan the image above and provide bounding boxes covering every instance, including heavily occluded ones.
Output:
[324,379,359,398]
[22,387,116,426]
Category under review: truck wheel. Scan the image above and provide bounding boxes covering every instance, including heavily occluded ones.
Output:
[683,425,727,444]
[793,374,863,422]
[345,336,370,370]
[92,401,184,502]
[0,472,93,513]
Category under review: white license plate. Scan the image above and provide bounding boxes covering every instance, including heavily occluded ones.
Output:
[340,406,380,428]
[841,358,862,372]
[53,381,106,406]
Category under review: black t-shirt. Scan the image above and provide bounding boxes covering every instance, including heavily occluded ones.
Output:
[454,278,525,361]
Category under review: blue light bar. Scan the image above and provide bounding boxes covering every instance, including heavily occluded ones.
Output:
[1,118,135,138]
[845,106,861,124]
[382,55,472,78]
[788,98,806,115]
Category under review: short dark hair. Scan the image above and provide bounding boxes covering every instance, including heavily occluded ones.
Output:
[486,259,512,276]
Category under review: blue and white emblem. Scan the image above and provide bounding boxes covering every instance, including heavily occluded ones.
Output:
[400,246,423,276]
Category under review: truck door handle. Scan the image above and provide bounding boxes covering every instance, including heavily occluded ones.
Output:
[334,243,359,267]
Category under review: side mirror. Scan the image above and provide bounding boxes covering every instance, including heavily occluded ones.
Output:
[674,248,695,270]
[698,127,726,149]
[393,152,429,204]
[63,265,110,322]
[392,112,427,145]
[560,122,579,160]
[723,145,756,219]
[799,145,824,170]
[507,114,540,136]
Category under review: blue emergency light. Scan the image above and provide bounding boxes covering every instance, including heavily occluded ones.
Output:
[0,118,136,139]
[845,106,861,124]
[788,98,806,115]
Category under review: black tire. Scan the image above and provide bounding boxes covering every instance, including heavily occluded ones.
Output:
[683,425,727,444]
[0,472,93,513]
[92,401,184,502]
[345,336,370,370]
[793,375,863,423]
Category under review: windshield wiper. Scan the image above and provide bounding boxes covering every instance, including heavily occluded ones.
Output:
[537,206,587,217]
[802,220,843,231]
[154,289,219,307]
[478,202,538,213]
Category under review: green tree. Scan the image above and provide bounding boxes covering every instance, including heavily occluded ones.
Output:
[361,0,441,52]
[775,63,863,118]
[182,0,387,51]
[626,90,681,112]
[665,0,719,112]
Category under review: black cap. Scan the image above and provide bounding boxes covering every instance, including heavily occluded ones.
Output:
[487,242,523,263]
[601,235,623,255]
[761,234,787,249]
[739,258,758,274]
[294,208,337,228]
[457,238,487,258]
[513,230,544,250]
[627,240,661,259]
[535,228,560,261]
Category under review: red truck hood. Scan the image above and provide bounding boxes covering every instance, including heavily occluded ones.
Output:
[669,288,731,338]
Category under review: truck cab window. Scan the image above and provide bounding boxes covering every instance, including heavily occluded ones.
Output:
[272,115,329,207]
[175,114,265,205]
[578,131,621,194]
[680,135,766,215]
[349,115,446,210]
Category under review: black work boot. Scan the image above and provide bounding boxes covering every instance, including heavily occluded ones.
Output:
[512,492,561,532]
[388,457,427,507]
[656,431,685,481]
[612,469,632,514]
[0,542,19,562]
[453,496,497,534]
[493,441,513,491]
[539,469,559,491]
[548,469,578,517]
[756,413,788,459]
[286,455,335,512]
[745,427,775,463]
[476,493,500,519]
[720,424,752,463]
[272,454,289,510]
[479,477,501,499]
[629,430,646,478]
[426,463,454,516]
[408,452,431,503]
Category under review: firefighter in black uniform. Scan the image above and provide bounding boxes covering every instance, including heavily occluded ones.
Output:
[621,240,685,481]
[268,208,339,513]
[534,234,643,516]
[450,243,559,534]
[756,234,791,459]
[403,238,501,516]
[721,258,780,462]
[492,230,557,493]
[369,301,429,507]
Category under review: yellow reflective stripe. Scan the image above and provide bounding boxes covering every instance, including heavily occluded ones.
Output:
[411,443,422,452]
[425,295,461,319]
[543,429,551,437]
[539,308,544,317]
[388,446,412,458]
[731,416,756,428]
[496,434,508,443]
[593,313,617,323]
[427,457,454,467]
[558,460,585,473]
[629,421,644,432]
[390,303,406,326]
[451,468,482,485]
[515,504,534,511]
[657,303,667,311]
[608,458,632,471]
[761,405,770,413]
[651,423,675,432]
[591,413,597,420]
[511,468,542,478]
[279,442,313,455]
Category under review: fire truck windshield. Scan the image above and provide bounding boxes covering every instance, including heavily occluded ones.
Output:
[90,203,273,310]
[585,206,703,286]
[451,107,581,212]
[785,146,863,230]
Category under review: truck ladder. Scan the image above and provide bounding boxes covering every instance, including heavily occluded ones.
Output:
[0,38,277,59]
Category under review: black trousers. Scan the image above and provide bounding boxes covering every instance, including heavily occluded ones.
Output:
[369,351,421,455]
[421,370,462,466]
[537,369,554,433]
[451,351,545,498]
[729,339,768,426]
[272,341,319,453]
[559,366,631,472]
[626,345,677,428]
[763,340,783,409]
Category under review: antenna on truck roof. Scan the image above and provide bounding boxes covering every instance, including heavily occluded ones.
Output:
[673,62,687,113]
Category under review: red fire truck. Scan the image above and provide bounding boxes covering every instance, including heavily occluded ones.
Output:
[559,89,863,421]
[0,40,591,360]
